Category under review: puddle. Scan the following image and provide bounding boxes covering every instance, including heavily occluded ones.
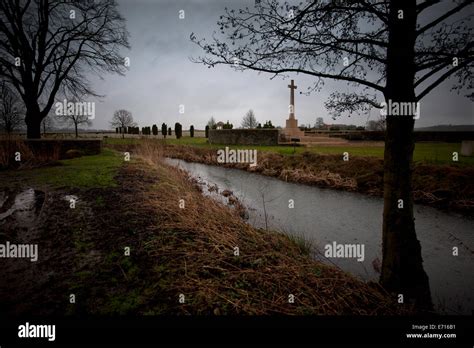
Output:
[63,195,79,203]
[0,189,45,229]
[0,191,7,209]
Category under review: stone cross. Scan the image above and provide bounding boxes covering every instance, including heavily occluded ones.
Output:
[288,79,297,119]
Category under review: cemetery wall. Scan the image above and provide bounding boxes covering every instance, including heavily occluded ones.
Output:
[209,129,279,146]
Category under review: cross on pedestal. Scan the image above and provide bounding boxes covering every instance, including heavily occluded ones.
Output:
[288,79,297,119]
[283,79,304,139]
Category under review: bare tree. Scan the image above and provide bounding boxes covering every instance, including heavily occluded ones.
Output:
[366,116,386,131]
[315,117,325,129]
[191,0,473,310]
[56,98,92,138]
[110,109,135,139]
[41,113,54,137]
[0,0,130,138]
[207,116,216,129]
[0,81,23,135]
[241,109,258,128]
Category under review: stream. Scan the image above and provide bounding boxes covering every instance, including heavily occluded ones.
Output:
[165,158,474,315]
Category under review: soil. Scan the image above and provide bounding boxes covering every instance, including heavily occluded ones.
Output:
[0,163,170,315]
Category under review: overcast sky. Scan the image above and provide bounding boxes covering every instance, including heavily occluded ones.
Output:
[86,0,473,130]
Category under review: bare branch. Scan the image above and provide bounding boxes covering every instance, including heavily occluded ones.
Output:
[416,1,471,36]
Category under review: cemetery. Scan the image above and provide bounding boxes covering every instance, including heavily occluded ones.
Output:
[0,1,472,343]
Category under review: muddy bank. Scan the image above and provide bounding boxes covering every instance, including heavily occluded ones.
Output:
[0,155,409,315]
[128,143,473,216]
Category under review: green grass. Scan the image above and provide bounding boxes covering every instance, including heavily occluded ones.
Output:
[1,148,123,188]
[103,137,142,145]
[308,142,474,164]
[105,136,473,165]
[413,142,471,164]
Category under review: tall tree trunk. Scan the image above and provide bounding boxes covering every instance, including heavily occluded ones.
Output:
[75,123,78,138]
[380,0,432,311]
[381,116,432,311]
[25,107,42,139]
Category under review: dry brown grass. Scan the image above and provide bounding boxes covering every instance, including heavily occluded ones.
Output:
[129,141,409,315]
[0,139,61,169]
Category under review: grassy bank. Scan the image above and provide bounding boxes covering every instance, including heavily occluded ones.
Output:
[104,136,474,165]
[0,146,408,315]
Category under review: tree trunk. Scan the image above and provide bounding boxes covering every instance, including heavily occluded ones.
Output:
[25,105,42,139]
[75,123,78,138]
[381,116,432,311]
[380,0,432,311]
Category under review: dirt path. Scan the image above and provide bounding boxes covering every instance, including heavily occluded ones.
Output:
[0,162,172,315]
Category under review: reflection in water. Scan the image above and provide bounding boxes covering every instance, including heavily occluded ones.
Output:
[166,158,474,314]
[0,189,45,229]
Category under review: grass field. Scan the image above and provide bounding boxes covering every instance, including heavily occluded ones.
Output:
[0,148,122,188]
[104,136,474,165]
